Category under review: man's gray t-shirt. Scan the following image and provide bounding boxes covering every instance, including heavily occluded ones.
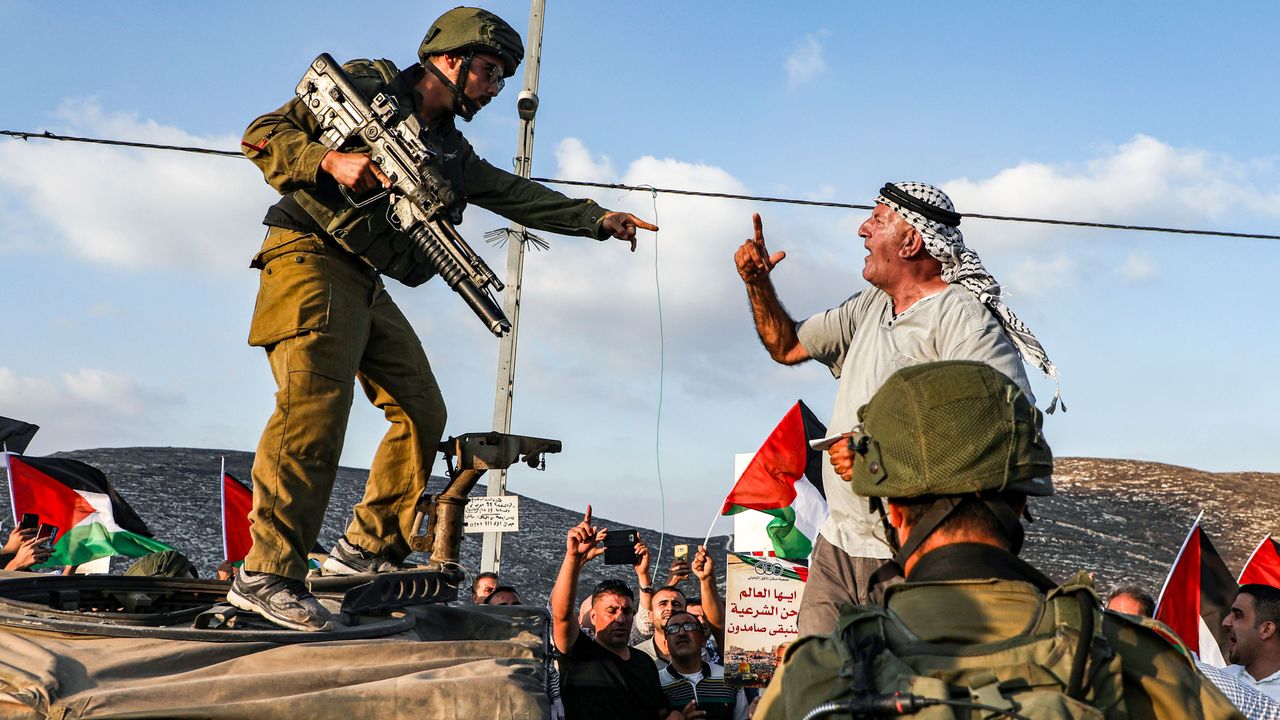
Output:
[796,284,1034,558]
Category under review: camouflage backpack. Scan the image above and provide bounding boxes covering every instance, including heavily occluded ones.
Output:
[822,573,1129,719]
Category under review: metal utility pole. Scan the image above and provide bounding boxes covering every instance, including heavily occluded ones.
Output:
[482,0,545,575]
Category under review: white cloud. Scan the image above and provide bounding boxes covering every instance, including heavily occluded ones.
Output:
[553,137,616,184]
[786,31,829,89]
[945,135,1280,235]
[1116,252,1159,282]
[0,99,275,273]
[939,135,1280,297]
[1003,253,1077,296]
[0,366,182,452]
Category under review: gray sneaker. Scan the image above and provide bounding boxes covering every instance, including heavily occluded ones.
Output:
[321,536,410,576]
[227,570,334,632]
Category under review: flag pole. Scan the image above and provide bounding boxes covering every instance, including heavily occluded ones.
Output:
[1155,509,1205,612]
[2,448,15,526]
[219,456,227,562]
[702,510,720,551]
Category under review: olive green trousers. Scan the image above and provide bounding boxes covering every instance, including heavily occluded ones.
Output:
[245,228,446,580]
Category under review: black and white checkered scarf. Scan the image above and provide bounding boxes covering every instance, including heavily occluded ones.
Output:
[877,181,1062,410]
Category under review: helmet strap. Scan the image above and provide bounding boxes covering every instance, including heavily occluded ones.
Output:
[980,495,1027,554]
[889,496,963,572]
[423,54,482,121]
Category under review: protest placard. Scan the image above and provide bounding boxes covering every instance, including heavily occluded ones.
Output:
[723,552,806,688]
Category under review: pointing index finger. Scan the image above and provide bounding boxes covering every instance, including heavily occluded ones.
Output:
[583,505,592,525]
[753,213,765,246]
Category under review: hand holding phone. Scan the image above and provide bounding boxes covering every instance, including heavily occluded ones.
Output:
[35,524,59,551]
[603,530,639,565]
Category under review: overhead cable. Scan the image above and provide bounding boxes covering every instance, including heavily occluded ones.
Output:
[4,129,1278,241]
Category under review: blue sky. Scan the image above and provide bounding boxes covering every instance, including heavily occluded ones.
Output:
[2,2,1278,536]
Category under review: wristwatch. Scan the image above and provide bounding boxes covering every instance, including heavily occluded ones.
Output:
[640,586,654,594]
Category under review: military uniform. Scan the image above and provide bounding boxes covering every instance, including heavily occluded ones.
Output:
[754,361,1243,719]
[756,543,1244,719]
[241,59,614,581]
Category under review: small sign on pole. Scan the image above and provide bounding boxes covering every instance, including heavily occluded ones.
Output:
[464,495,520,533]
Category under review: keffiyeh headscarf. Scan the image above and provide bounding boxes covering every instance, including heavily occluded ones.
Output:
[876,181,1063,411]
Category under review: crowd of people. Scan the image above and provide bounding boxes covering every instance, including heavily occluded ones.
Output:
[4,4,1276,719]
[519,363,1278,720]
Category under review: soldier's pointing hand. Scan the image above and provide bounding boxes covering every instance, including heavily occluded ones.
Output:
[600,212,659,252]
[735,213,786,285]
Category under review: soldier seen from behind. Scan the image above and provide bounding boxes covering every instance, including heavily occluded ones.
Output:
[755,360,1242,719]
[230,6,657,631]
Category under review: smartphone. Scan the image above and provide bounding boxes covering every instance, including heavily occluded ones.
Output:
[673,544,689,561]
[603,529,639,565]
[35,524,58,549]
[19,513,39,532]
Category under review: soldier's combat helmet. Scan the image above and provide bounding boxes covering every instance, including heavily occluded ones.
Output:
[846,361,1054,580]
[848,360,1054,499]
[418,7,524,121]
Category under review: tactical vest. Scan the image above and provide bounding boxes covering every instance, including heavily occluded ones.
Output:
[285,58,469,287]
[808,573,1130,719]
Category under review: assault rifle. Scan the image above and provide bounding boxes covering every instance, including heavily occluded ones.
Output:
[294,53,510,336]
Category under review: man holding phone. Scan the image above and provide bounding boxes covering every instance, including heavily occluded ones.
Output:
[551,508,708,720]
[1,522,53,571]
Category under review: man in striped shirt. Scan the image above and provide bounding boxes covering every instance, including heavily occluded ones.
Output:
[658,611,748,720]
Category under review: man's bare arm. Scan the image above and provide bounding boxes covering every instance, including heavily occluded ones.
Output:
[734,213,811,365]
[692,546,726,653]
[550,506,606,654]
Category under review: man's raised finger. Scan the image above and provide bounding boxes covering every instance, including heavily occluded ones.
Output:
[753,213,766,245]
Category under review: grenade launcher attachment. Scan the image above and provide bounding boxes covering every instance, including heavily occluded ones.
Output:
[295,53,510,337]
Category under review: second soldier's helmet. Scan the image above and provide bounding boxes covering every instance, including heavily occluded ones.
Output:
[848,360,1054,499]
[419,6,524,77]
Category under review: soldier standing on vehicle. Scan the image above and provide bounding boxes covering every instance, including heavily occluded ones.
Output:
[230,6,657,631]
[754,361,1242,720]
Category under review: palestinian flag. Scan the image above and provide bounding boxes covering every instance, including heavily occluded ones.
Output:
[721,401,827,560]
[0,416,39,455]
[1154,517,1236,667]
[222,470,254,564]
[5,454,171,567]
[221,467,323,567]
[1239,535,1280,587]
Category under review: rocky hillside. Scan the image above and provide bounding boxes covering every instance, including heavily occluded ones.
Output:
[1,447,728,609]
[1023,457,1279,594]
[2,450,1276,606]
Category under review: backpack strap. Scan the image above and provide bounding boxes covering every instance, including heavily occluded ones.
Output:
[833,605,889,698]
[1041,571,1111,701]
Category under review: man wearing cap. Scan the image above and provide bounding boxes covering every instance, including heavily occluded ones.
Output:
[734,182,1053,637]
[232,6,657,632]
[754,361,1241,720]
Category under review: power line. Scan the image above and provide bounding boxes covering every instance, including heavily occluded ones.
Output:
[5,128,1279,241]
[2,129,243,158]
[533,178,1280,241]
